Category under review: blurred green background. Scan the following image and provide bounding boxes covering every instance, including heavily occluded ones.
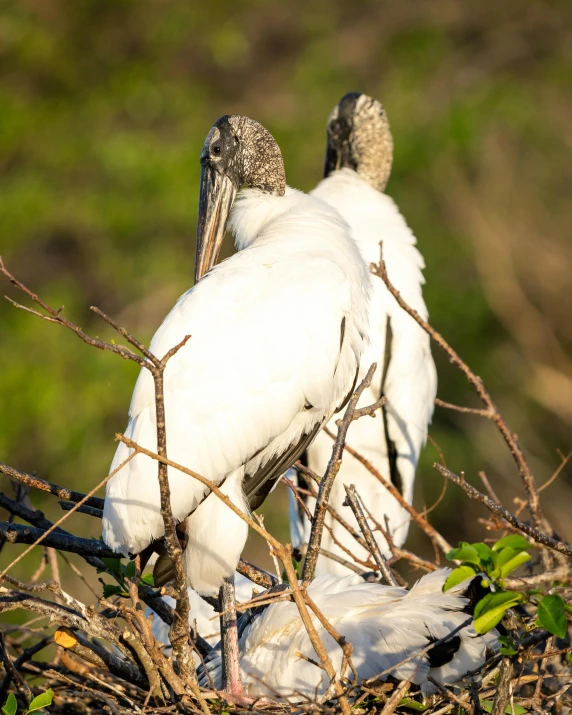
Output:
[1,0,571,590]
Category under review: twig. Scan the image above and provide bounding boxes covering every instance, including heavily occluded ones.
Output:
[0,636,52,703]
[0,454,135,581]
[429,677,474,715]
[435,398,491,418]
[490,658,513,715]
[372,248,546,533]
[0,463,104,509]
[379,679,410,715]
[303,590,357,685]
[434,464,572,558]
[0,522,118,559]
[59,501,104,518]
[0,630,32,704]
[342,484,398,586]
[327,433,452,555]
[302,363,379,585]
[54,627,149,690]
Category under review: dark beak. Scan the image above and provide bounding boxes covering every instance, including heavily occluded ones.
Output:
[324,142,341,178]
[195,164,237,283]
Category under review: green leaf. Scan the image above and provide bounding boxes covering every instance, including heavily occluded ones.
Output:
[447,542,482,566]
[472,542,493,562]
[2,693,17,715]
[537,595,567,638]
[24,688,53,714]
[565,603,572,615]
[474,591,524,633]
[498,635,518,656]
[492,535,530,553]
[444,565,477,591]
[398,697,428,711]
[103,584,123,598]
[499,551,531,578]
[141,573,155,586]
[481,701,528,714]
[100,557,122,574]
[124,560,136,578]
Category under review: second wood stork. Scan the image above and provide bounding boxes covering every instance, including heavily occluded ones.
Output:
[290,93,437,574]
[102,114,371,694]
[199,569,499,702]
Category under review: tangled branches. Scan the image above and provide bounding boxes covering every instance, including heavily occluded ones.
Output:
[0,254,571,715]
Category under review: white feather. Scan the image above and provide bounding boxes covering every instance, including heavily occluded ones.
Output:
[201,569,499,702]
[290,169,437,573]
[103,185,371,594]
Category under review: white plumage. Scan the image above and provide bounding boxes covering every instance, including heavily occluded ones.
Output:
[200,569,499,702]
[290,95,437,573]
[103,184,371,594]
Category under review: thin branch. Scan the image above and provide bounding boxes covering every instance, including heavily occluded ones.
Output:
[302,363,379,585]
[0,454,134,581]
[54,626,149,690]
[372,248,546,533]
[490,658,513,715]
[0,462,105,510]
[326,431,452,555]
[0,630,32,704]
[434,463,572,558]
[0,636,52,703]
[59,501,104,518]
[435,398,491,418]
[0,257,146,366]
[342,484,398,586]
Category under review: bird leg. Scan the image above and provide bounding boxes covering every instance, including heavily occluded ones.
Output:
[219,575,244,696]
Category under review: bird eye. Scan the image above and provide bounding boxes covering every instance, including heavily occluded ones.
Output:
[212,144,221,155]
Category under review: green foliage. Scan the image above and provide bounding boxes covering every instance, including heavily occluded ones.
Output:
[2,694,17,715]
[537,594,567,638]
[23,689,53,714]
[446,536,571,640]
[498,635,518,656]
[473,591,524,633]
[398,697,428,711]
[446,537,532,586]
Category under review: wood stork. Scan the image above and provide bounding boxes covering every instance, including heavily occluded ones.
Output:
[289,93,437,574]
[102,114,371,694]
[199,569,499,702]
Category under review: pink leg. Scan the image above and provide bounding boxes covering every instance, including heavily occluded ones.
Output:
[219,576,244,695]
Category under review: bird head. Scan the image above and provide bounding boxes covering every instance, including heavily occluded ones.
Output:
[195,115,286,283]
[324,92,393,193]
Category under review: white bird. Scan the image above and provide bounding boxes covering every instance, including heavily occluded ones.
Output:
[290,93,437,573]
[102,114,371,693]
[200,569,499,702]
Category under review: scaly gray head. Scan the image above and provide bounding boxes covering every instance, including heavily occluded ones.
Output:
[324,92,393,193]
[195,115,286,282]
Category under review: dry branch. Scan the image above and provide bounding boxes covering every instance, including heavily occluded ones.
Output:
[372,248,546,534]
[302,363,381,584]
[434,464,572,558]
[342,484,398,586]
[0,463,105,510]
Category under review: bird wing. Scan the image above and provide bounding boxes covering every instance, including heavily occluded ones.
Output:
[103,250,355,556]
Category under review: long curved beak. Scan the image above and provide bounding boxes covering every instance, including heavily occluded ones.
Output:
[195,165,237,283]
